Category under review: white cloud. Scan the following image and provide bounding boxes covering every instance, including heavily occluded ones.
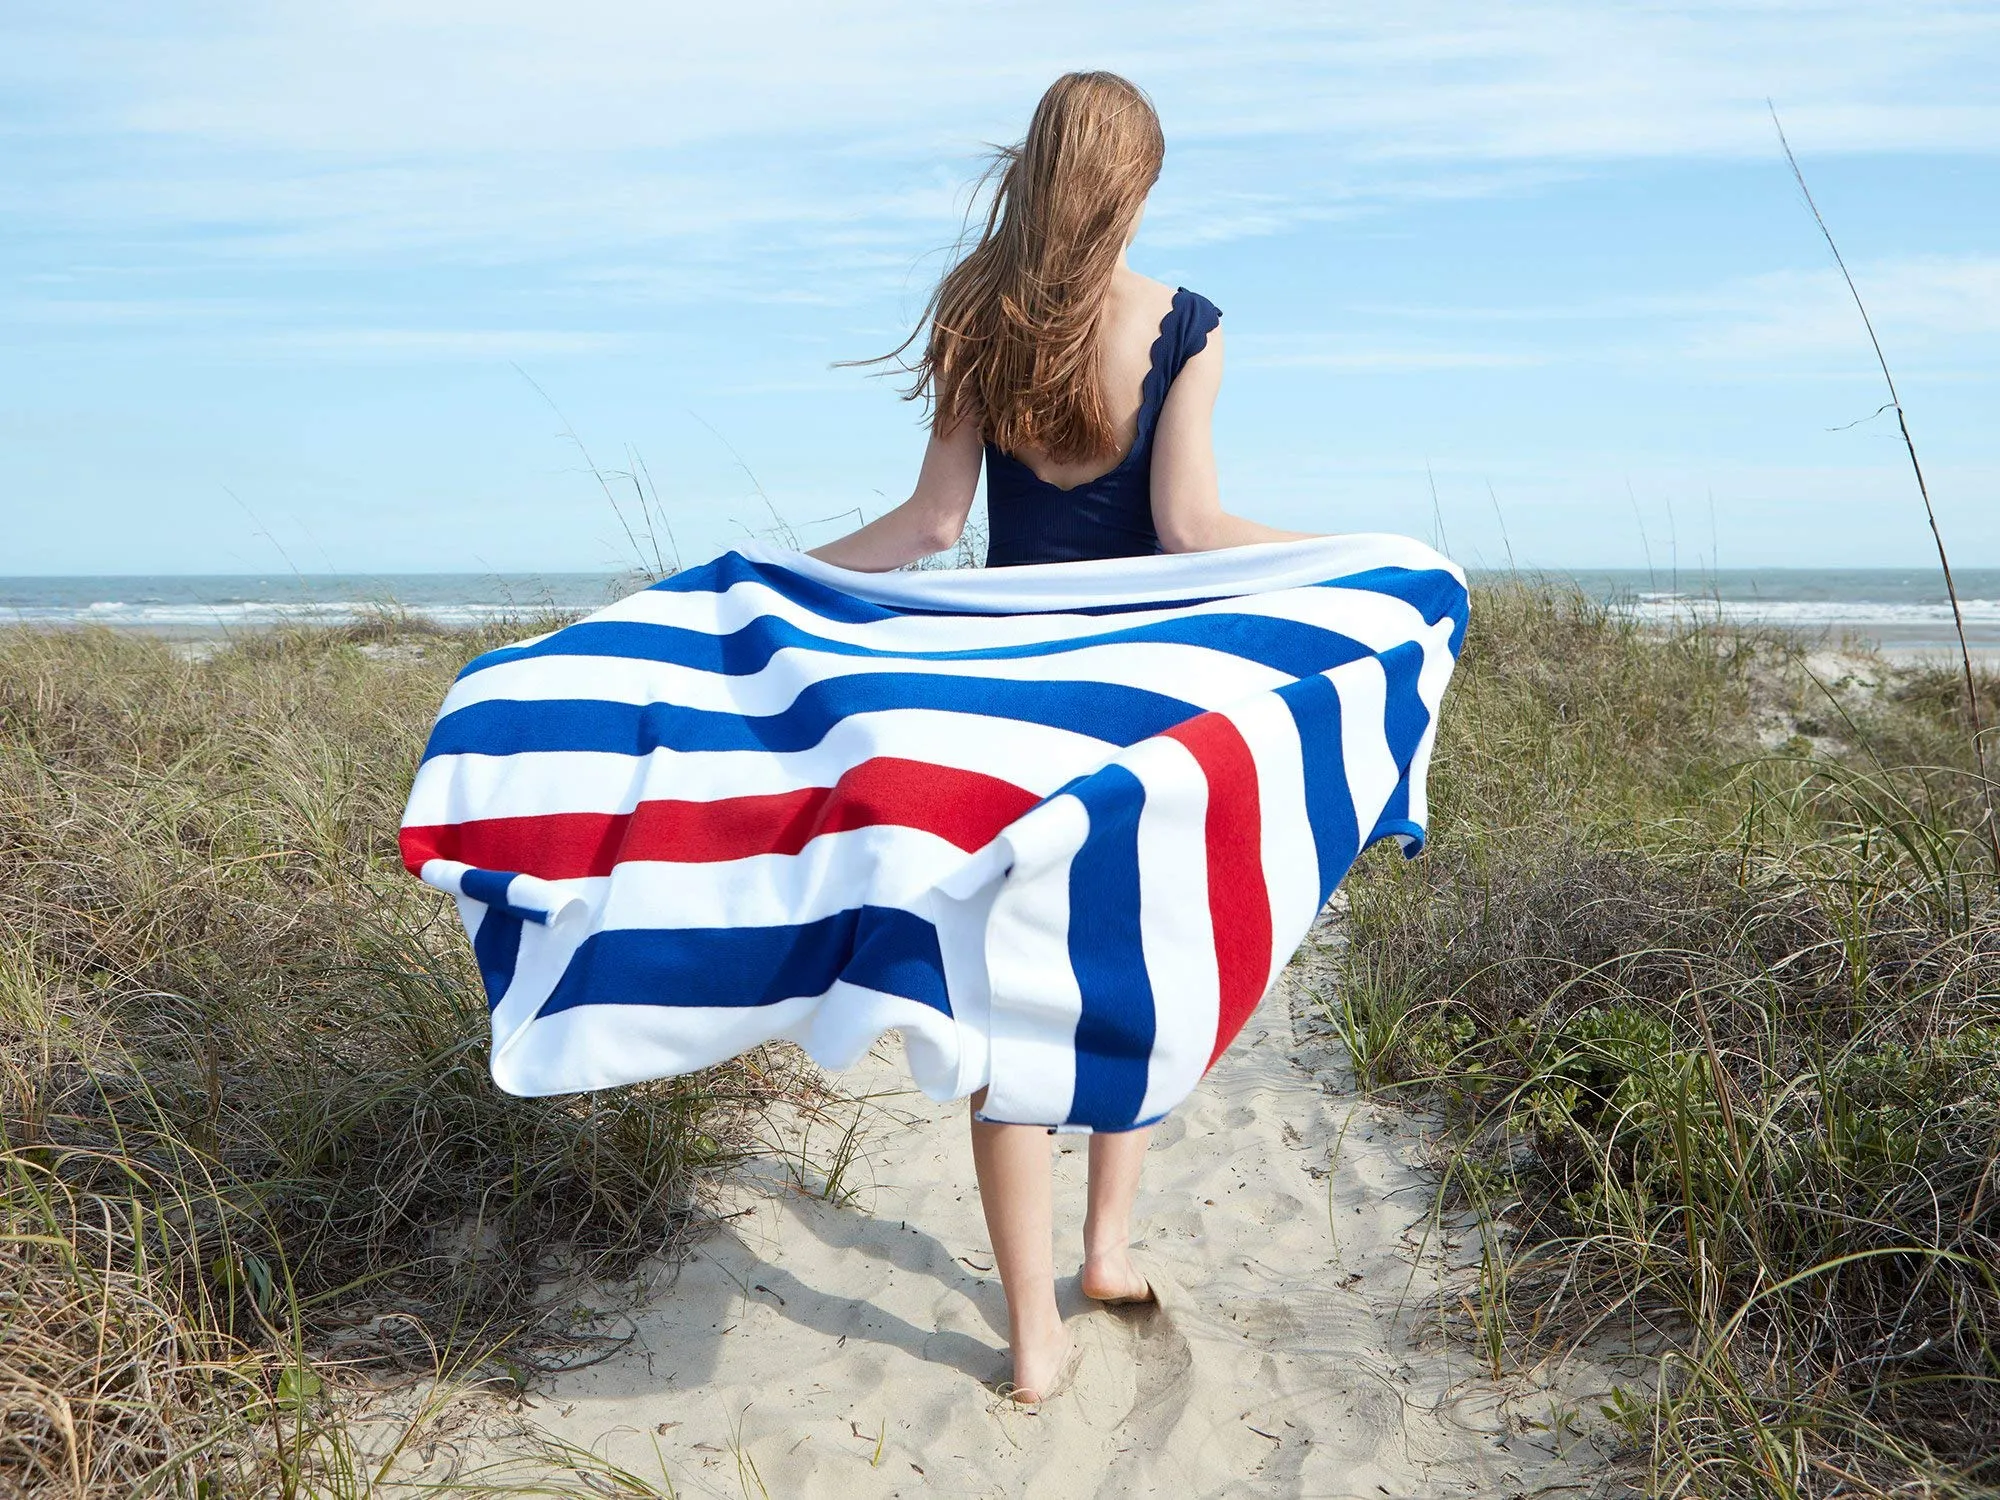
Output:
[1245,255,2000,375]
[1684,256,2000,362]
[17,2,1999,156]
[269,328,628,358]
[1232,342,1545,372]
[0,290,631,360]
[5,2,1999,403]
[5,0,1998,275]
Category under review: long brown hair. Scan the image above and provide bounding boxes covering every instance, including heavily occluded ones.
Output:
[885,72,1165,463]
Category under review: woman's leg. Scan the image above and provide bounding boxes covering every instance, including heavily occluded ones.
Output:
[1081,1126,1155,1302]
[967,1090,1070,1397]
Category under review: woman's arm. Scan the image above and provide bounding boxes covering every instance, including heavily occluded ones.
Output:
[1150,326,1316,553]
[806,418,983,571]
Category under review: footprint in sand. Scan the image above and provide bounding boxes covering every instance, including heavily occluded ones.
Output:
[442,916,1614,1498]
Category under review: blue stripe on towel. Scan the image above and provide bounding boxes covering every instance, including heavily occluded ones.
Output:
[494,551,1461,636]
[458,867,516,910]
[422,673,1197,762]
[644,551,1226,622]
[472,906,523,1009]
[1322,566,1469,652]
[1281,672,1361,905]
[648,554,895,623]
[1367,641,1434,853]
[1064,766,1156,1130]
[532,904,949,1019]
[459,611,1376,685]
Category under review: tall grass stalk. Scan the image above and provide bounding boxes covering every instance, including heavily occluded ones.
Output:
[0,623,805,1495]
[1768,102,1998,868]
[1336,583,2000,1497]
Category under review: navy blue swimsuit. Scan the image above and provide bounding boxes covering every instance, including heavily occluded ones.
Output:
[983,288,1222,568]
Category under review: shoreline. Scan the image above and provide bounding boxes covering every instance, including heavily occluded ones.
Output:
[1818,625,2000,669]
[7,615,1997,670]
[1817,623,2000,668]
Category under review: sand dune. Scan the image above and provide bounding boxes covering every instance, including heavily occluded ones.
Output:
[485,912,1610,1498]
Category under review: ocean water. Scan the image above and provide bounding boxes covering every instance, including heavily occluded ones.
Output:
[1527,567,2000,650]
[0,573,636,631]
[3,566,1998,649]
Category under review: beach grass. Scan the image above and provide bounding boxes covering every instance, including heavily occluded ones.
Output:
[1334,581,2000,1497]
[8,586,1998,1496]
[0,621,805,1497]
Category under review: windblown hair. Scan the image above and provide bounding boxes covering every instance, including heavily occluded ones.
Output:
[887,72,1165,463]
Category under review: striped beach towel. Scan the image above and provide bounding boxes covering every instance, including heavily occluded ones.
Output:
[399,535,1466,1131]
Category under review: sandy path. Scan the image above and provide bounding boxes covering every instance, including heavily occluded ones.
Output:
[504,912,1604,1498]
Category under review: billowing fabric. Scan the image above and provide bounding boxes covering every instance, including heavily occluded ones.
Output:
[399,535,1466,1131]
[983,287,1222,567]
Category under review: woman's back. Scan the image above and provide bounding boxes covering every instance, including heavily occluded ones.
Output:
[984,275,1222,568]
[806,69,1305,579]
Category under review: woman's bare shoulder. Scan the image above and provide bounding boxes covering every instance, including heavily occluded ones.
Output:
[1110,269,1178,313]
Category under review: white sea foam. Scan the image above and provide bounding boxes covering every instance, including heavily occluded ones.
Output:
[1619,596,2000,628]
[0,600,554,629]
[8,585,2000,638]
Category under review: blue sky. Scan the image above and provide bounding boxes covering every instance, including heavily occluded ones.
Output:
[4,1,1998,576]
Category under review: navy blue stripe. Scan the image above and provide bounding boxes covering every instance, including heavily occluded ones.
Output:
[1064,766,1156,1130]
[461,561,1465,686]
[455,866,560,925]
[898,563,1465,624]
[421,673,1196,763]
[1326,566,1469,655]
[534,905,948,1020]
[1375,779,1414,847]
[471,905,523,1011]
[1280,672,1361,905]
[1366,641,1433,851]
[459,867,515,909]
[648,551,1234,622]
[649,554,896,623]
[594,550,1464,629]
[1371,818,1428,855]
[1379,640,1432,767]
[891,594,1229,619]
[460,610,1376,684]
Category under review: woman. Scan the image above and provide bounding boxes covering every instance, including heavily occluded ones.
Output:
[809,70,1313,1405]
[402,66,1462,1417]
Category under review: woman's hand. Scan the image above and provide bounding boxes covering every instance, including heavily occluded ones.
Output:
[807,419,983,571]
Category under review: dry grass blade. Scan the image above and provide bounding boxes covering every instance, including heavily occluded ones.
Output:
[1335,582,2000,1497]
[0,622,818,1496]
[1767,100,1998,869]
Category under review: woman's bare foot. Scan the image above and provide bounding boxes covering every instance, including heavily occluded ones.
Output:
[1005,1323,1075,1404]
[1079,1251,1154,1305]
[1082,1126,1154,1304]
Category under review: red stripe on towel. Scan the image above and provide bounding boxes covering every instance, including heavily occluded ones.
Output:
[400,756,1038,878]
[1164,711,1275,1067]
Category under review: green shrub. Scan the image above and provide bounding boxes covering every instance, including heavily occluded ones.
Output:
[0,626,794,1497]
[1335,584,2000,1497]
